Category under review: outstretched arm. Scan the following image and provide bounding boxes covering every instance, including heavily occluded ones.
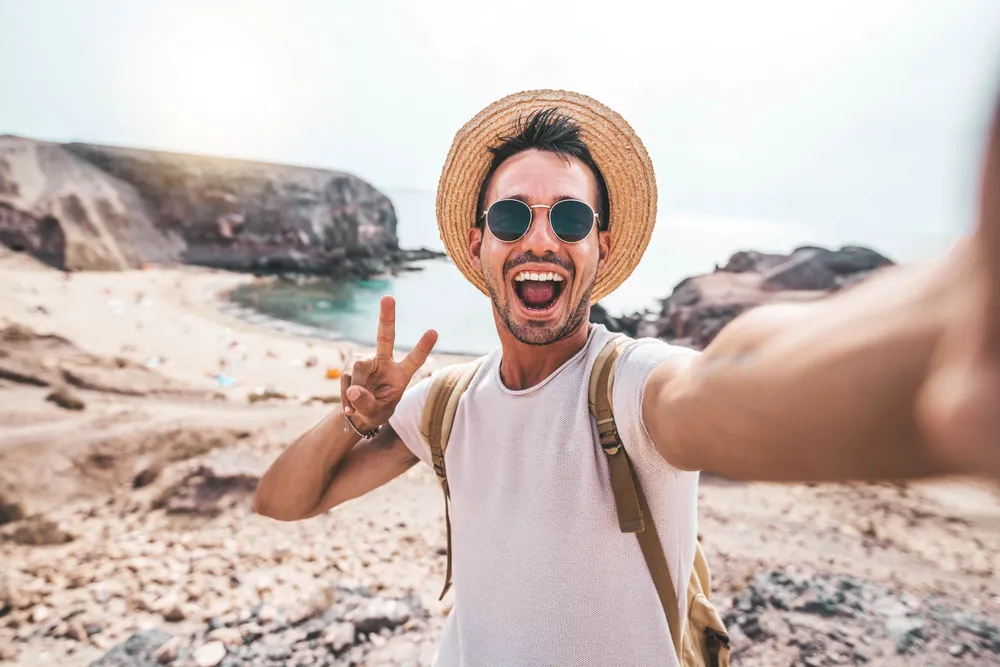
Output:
[643,95,1000,483]
[643,247,970,481]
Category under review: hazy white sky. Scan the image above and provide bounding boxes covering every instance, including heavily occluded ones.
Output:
[2,0,999,191]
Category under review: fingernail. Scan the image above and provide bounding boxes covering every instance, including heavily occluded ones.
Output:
[344,406,353,415]
[347,386,360,401]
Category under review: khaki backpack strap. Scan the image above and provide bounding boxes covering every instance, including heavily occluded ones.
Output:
[633,456,683,658]
[589,337,683,658]
[419,359,483,600]
[588,337,643,533]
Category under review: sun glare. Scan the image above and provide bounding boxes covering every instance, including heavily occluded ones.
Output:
[143,8,293,156]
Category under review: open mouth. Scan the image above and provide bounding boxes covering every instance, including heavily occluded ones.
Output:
[512,270,566,313]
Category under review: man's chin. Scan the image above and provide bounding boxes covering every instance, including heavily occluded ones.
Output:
[487,281,588,345]
[503,298,572,344]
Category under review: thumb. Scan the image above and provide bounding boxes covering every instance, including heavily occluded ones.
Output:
[346,385,378,419]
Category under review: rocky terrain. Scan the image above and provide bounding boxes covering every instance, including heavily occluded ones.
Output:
[1,247,998,667]
[0,136,436,278]
[592,245,894,349]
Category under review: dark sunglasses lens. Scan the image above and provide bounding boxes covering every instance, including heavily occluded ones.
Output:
[486,199,531,242]
[550,200,595,243]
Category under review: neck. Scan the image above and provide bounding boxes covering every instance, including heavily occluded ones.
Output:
[494,314,592,391]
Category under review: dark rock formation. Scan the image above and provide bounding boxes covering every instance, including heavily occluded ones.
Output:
[152,449,264,517]
[0,135,402,277]
[594,245,894,350]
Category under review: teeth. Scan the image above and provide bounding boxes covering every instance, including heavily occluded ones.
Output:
[514,271,565,282]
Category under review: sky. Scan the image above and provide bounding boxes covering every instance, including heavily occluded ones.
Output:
[2,1,1000,244]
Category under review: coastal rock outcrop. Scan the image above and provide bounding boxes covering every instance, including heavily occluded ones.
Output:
[0,136,400,276]
[594,245,894,349]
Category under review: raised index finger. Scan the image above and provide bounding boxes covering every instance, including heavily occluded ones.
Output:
[375,295,396,360]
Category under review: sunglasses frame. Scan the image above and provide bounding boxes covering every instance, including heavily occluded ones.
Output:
[479,198,601,244]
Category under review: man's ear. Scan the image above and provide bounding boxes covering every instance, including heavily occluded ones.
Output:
[468,226,483,271]
[596,230,611,276]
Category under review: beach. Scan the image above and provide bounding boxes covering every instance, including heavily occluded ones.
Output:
[2,248,1000,666]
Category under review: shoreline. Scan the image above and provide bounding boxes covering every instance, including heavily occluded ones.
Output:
[213,268,493,358]
[0,251,474,401]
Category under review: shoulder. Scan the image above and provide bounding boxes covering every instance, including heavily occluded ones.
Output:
[607,336,699,474]
[612,335,700,395]
[618,336,700,371]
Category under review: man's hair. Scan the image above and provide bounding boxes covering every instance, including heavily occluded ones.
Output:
[476,108,611,231]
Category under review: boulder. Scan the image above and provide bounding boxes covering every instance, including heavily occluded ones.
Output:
[45,387,86,411]
[761,251,839,291]
[153,449,264,517]
[597,245,895,350]
[2,516,74,545]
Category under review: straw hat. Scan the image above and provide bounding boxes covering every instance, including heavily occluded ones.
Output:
[435,89,657,303]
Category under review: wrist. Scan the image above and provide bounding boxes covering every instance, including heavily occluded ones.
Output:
[345,412,383,438]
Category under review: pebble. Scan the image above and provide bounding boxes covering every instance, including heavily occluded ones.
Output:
[256,603,279,624]
[321,621,356,653]
[154,635,182,663]
[30,606,50,624]
[159,595,186,622]
[207,626,243,646]
[192,639,227,667]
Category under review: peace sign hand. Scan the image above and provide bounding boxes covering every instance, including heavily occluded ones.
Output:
[342,296,438,431]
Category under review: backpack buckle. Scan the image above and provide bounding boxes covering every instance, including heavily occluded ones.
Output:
[596,417,621,455]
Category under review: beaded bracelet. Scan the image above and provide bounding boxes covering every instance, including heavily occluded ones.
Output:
[344,413,381,439]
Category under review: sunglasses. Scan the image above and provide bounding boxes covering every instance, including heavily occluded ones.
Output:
[480,198,600,244]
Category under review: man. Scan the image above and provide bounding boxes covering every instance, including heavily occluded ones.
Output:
[253,89,999,666]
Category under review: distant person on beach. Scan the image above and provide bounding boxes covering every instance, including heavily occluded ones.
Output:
[254,89,1000,667]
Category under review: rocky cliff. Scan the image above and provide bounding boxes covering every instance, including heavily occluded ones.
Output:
[0,136,402,276]
[593,245,895,349]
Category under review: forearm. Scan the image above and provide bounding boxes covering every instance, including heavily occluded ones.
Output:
[649,244,973,481]
[253,409,364,520]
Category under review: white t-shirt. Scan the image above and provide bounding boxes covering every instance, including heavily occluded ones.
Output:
[389,324,700,667]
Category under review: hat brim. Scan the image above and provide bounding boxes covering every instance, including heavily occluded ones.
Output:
[435,89,657,303]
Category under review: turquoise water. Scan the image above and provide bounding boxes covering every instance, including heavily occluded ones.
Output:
[229,260,503,355]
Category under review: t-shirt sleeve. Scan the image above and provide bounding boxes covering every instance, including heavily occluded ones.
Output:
[387,374,435,467]
[612,337,701,474]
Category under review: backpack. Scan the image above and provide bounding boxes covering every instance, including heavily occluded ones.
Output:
[419,335,731,667]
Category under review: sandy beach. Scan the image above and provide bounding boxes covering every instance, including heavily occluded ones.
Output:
[2,248,1000,666]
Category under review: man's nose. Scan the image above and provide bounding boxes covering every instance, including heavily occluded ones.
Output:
[519,206,561,256]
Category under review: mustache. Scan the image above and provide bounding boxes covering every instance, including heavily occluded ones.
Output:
[504,252,574,278]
